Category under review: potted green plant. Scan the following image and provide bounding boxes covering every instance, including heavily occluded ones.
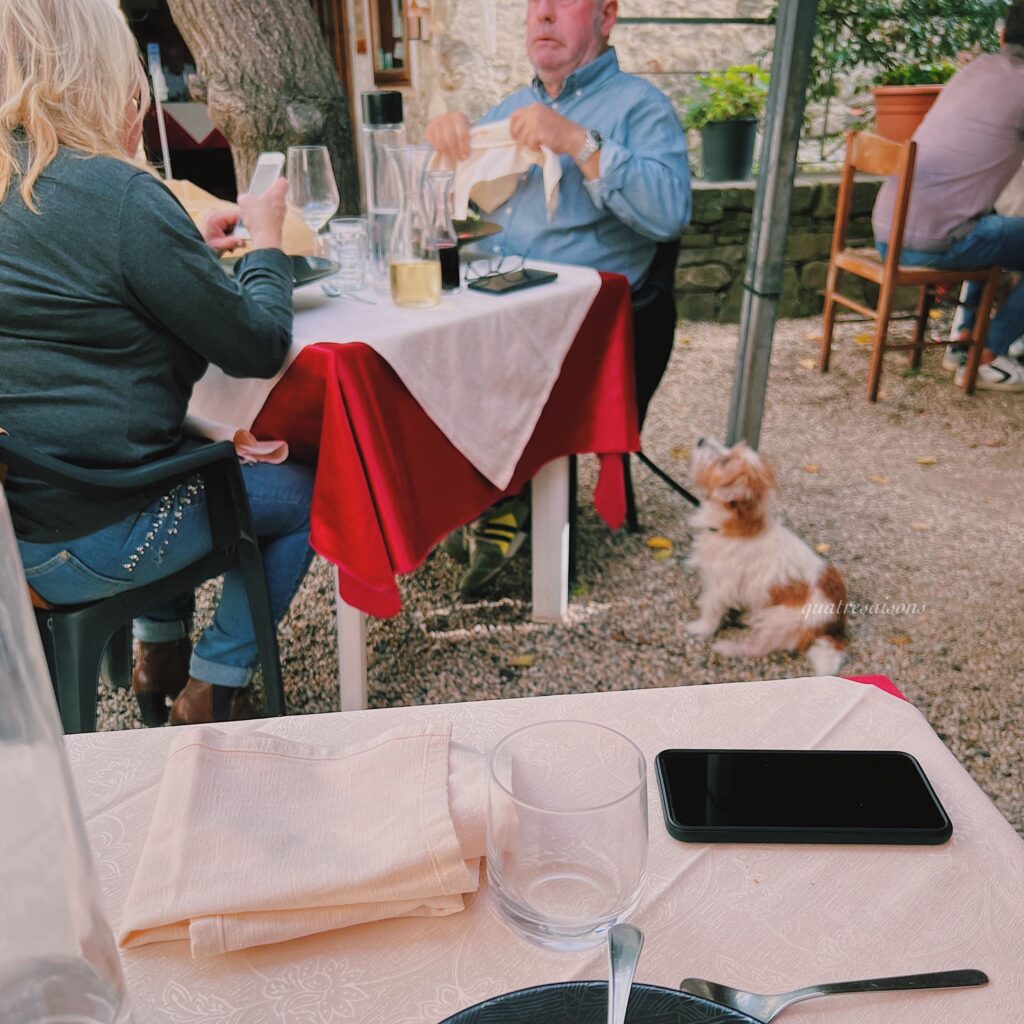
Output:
[870,61,957,141]
[804,0,1002,141]
[684,65,770,182]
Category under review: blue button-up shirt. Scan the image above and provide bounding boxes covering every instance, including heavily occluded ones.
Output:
[475,49,691,289]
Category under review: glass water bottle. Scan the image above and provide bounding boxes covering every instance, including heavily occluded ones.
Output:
[0,491,132,1024]
[385,144,441,308]
[424,170,461,292]
[360,91,406,280]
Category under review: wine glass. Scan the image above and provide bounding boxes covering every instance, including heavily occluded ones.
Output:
[286,145,340,257]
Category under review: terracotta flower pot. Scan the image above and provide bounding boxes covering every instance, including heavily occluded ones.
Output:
[871,85,943,142]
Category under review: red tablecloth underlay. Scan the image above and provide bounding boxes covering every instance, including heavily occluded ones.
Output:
[252,272,639,617]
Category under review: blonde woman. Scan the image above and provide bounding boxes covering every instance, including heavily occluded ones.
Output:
[0,0,315,725]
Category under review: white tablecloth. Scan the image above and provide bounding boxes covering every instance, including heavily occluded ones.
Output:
[187,262,601,489]
[66,677,1024,1023]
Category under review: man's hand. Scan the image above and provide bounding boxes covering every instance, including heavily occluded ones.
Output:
[425,111,471,167]
[509,104,586,158]
[236,176,288,253]
[201,208,242,254]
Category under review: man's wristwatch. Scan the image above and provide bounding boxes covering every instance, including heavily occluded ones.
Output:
[575,128,603,166]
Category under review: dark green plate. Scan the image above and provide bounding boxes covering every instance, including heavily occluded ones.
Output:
[439,982,760,1023]
[221,254,338,289]
[454,219,503,244]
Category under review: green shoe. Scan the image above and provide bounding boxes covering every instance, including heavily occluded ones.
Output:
[458,498,530,598]
[440,525,470,564]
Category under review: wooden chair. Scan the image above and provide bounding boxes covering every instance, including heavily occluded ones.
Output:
[818,130,1002,400]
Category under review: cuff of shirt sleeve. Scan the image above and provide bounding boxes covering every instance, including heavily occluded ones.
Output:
[583,139,632,207]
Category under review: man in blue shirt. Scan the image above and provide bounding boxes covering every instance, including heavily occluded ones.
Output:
[427,0,691,597]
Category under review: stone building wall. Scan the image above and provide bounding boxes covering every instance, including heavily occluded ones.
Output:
[676,176,884,322]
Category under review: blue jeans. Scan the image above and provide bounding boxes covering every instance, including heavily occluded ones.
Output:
[879,214,1024,356]
[18,461,315,688]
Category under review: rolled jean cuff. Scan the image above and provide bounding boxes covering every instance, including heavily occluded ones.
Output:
[190,652,250,689]
[133,618,191,643]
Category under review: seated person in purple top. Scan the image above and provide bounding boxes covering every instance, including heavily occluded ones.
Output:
[1,0,315,726]
[872,0,1024,393]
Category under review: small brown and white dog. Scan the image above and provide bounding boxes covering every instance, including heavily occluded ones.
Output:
[685,438,848,675]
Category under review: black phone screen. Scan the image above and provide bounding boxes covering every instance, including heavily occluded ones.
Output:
[466,268,557,294]
[655,749,951,844]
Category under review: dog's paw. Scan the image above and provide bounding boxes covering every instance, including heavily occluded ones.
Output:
[712,639,749,658]
[685,619,717,639]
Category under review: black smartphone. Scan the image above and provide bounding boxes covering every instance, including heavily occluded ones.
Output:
[655,749,952,845]
[467,268,558,294]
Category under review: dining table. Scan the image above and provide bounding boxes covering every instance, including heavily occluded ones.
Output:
[67,674,1024,1023]
[186,261,640,712]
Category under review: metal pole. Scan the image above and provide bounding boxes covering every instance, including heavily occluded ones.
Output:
[725,0,817,449]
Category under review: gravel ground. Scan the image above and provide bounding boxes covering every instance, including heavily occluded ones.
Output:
[97,313,1024,835]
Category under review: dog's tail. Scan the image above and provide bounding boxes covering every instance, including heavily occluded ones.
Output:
[808,636,845,676]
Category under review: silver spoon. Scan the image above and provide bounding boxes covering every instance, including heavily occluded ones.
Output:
[607,923,644,1024]
[321,283,377,304]
[680,968,988,1022]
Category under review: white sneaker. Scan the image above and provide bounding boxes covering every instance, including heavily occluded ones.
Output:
[942,344,968,373]
[1009,337,1024,360]
[955,355,1024,392]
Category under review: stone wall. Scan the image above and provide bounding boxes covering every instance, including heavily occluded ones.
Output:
[676,176,884,322]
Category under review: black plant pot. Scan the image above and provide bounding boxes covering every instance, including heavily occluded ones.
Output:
[701,118,757,181]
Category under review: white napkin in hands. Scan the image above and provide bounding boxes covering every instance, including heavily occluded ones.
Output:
[436,118,562,220]
[118,725,486,957]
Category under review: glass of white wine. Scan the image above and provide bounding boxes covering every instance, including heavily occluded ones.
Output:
[384,144,441,308]
[286,145,340,257]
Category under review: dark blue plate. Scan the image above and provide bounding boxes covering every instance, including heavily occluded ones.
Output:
[439,982,760,1023]
[221,254,338,289]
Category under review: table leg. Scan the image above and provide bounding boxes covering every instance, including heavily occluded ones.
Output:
[332,566,369,710]
[531,456,570,623]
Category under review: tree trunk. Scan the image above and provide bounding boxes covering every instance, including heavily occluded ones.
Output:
[166,0,357,211]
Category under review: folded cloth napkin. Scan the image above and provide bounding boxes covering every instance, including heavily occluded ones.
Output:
[183,414,289,465]
[118,725,486,957]
[435,118,562,220]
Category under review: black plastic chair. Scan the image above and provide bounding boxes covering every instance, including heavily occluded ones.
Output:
[0,435,285,733]
[568,240,697,582]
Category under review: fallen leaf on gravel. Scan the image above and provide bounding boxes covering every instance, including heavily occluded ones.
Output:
[805,330,822,342]
[890,634,913,646]
[928,308,943,320]
[854,332,874,346]
[798,358,816,370]
[802,464,820,474]
[877,389,888,399]
[508,654,535,668]
[670,446,690,460]
[815,542,831,554]
[982,438,1007,448]
[678,336,692,346]
[868,474,890,485]
[646,536,673,550]
[910,522,930,532]
[915,455,938,465]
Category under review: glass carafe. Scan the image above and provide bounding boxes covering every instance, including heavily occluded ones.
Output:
[385,144,441,308]
[0,492,132,1023]
[424,170,460,292]
[360,91,406,280]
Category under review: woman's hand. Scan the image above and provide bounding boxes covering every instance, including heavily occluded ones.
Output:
[201,208,243,254]
[237,177,288,252]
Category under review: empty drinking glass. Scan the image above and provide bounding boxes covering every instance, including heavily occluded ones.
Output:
[327,217,369,292]
[487,720,648,951]
[286,145,340,256]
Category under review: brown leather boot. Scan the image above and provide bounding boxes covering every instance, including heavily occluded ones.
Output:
[131,639,192,727]
[168,677,257,725]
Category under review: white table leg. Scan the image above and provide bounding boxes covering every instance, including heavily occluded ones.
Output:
[531,456,570,623]
[332,566,368,710]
